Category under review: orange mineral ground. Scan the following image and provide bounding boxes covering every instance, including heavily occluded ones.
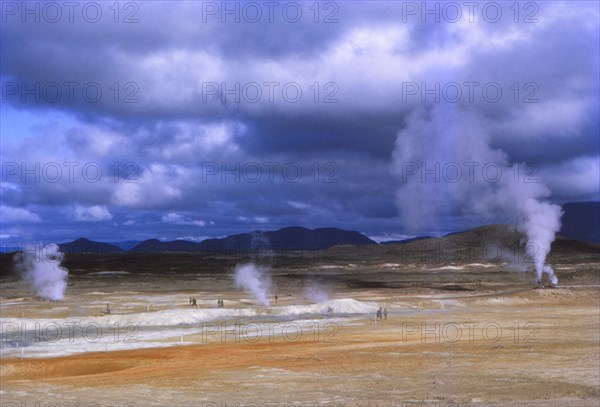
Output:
[1,287,598,407]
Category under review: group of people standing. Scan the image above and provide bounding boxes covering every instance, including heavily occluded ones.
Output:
[186,293,291,309]
[189,297,225,307]
[376,307,387,321]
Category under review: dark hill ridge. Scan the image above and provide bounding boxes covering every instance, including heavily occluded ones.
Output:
[1,224,598,277]
[58,238,122,254]
[23,227,375,254]
[324,224,600,265]
[133,226,377,253]
[108,240,143,250]
[131,239,200,253]
[380,236,435,245]
[12,198,598,254]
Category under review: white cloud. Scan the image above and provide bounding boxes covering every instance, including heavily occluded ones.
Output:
[541,156,600,200]
[151,123,240,162]
[0,206,41,223]
[287,200,309,209]
[236,216,269,223]
[74,205,113,222]
[0,183,20,193]
[175,235,210,242]
[367,233,418,243]
[161,212,206,226]
[492,98,594,140]
[111,164,185,208]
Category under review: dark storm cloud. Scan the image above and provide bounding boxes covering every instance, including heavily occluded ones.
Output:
[239,112,400,157]
[1,1,598,242]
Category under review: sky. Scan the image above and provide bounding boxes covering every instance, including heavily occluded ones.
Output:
[1,1,599,244]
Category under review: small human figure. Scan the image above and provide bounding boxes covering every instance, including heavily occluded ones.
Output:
[220,299,224,308]
[376,307,382,321]
[383,308,388,320]
[189,297,192,304]
[192,298,197,307]
[106,303,111,315]
[217,299,222,308]
[275,294,278,302]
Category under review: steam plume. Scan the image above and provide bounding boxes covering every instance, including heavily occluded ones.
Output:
[15,243,69,300]
[234,263,272,306]
[250,231,273,259]
[392,106,562,284]
[517,199,562,284]
[303,282,330,303]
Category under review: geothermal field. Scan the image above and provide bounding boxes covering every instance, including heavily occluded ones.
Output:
[2,1,599,407]
[1,229,599,406]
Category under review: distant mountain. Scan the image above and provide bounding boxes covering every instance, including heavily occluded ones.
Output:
[131,239,200,253]
[131,227,377,253]
[560,202,600,243]
[0,244,21,253]
[58,238,122,253]
[380,236,435,245]
[109,240,143,250]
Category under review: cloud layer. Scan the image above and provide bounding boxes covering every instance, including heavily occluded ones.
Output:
[1,1,598,243]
